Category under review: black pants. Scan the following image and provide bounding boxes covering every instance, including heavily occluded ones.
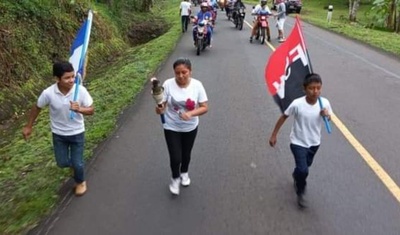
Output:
[164,127,198,179]
[181,15,190,32]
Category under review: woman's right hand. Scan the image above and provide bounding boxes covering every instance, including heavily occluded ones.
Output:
[155,104,165,115]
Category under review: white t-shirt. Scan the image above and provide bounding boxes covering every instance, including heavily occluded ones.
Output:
[277,2,286,19]
[162,78,208,132]
[37,83,93,136]
[252,4,271,15]
[284,96,332,148]
[180,1,192,16]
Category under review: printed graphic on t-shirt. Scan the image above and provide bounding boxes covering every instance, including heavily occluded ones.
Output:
[171,96,196,114]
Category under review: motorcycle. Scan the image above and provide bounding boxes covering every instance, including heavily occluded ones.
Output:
[234,7,246,30]
[192,16,211,56]
[255,12,271,44]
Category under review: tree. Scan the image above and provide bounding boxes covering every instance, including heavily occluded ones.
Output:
[397,8,400,32]
[349,0,361,22]
[141,0,153,12]
[387,0,396,29]
[370,0,400,32]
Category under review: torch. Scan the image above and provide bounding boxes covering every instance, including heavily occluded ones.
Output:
[150,77,165,124]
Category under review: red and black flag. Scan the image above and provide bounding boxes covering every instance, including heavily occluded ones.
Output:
[265,17,311,113]
[265,17,331,133]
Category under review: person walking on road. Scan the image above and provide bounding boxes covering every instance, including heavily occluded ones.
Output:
[22,61,94,196]
[268,73,333,208]
[155,58,208,196]
[180,0,192,33]
[275,0,286,42]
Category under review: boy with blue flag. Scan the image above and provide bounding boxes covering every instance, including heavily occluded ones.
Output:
[23,61,94,196]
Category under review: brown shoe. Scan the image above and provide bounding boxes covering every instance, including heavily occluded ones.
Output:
[75,181,87,196]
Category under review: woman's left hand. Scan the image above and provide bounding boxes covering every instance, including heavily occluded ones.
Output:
[180,111,192,121]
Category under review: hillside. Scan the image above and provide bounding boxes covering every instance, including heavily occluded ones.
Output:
[0,0,167,144]
[0,0,181,234]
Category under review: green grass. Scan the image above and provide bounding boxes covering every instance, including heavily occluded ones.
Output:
[0,0,182,234]
[299,0,400,57]
[243,0,400,57]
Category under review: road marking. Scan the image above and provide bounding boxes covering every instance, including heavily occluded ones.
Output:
[244,20,275,51]
[331,114,400,203]
[296,24,400,80]
[244,18,400,204]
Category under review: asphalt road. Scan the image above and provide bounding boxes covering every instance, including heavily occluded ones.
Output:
[30,6,400,235]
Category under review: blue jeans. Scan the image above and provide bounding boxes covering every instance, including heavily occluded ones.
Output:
[290,144,319,195]
[52,132,85,183]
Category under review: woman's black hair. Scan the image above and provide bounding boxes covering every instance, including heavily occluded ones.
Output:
[53,61,74,78]
[303,73,322,87]
[173,57,192,70]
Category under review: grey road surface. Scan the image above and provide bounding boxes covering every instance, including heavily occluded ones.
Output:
[30,7,400,235]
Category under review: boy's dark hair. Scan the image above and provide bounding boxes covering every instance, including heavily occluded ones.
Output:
[303,73,322,87]
[173,57,192,70]
[53,61,74,78]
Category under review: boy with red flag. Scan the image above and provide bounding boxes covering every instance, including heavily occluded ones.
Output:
[265,18,333,208]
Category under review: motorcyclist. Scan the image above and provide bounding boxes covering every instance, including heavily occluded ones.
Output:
[218,0,226,11]
[232,0,246,22]
[225,0,236,17]
[208,0,219,23]
[250,0,273,42]
[193,2,214,47]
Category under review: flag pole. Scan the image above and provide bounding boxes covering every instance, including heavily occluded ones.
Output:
[296,16,331,134]
[70,10,93,119]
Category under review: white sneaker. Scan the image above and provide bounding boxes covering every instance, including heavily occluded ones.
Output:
[180,173,191,187]
[169,178,180,195]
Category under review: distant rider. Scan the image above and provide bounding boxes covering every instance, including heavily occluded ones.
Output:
[226,0,236,17]
[232,0,246,21]
[250,0,272,42]
[207,0,219,22]
[193,3,214,47]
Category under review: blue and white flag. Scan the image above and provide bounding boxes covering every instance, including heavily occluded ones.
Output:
[69,10,93,83]
[69,10,93,119]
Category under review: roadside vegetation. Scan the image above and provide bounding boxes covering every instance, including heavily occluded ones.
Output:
[245,0,400,57]
[0,0,182,234]
[300,0,400,57]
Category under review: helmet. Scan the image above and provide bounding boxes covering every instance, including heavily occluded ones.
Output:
[261,0,267,6]
[200,2,208,8]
